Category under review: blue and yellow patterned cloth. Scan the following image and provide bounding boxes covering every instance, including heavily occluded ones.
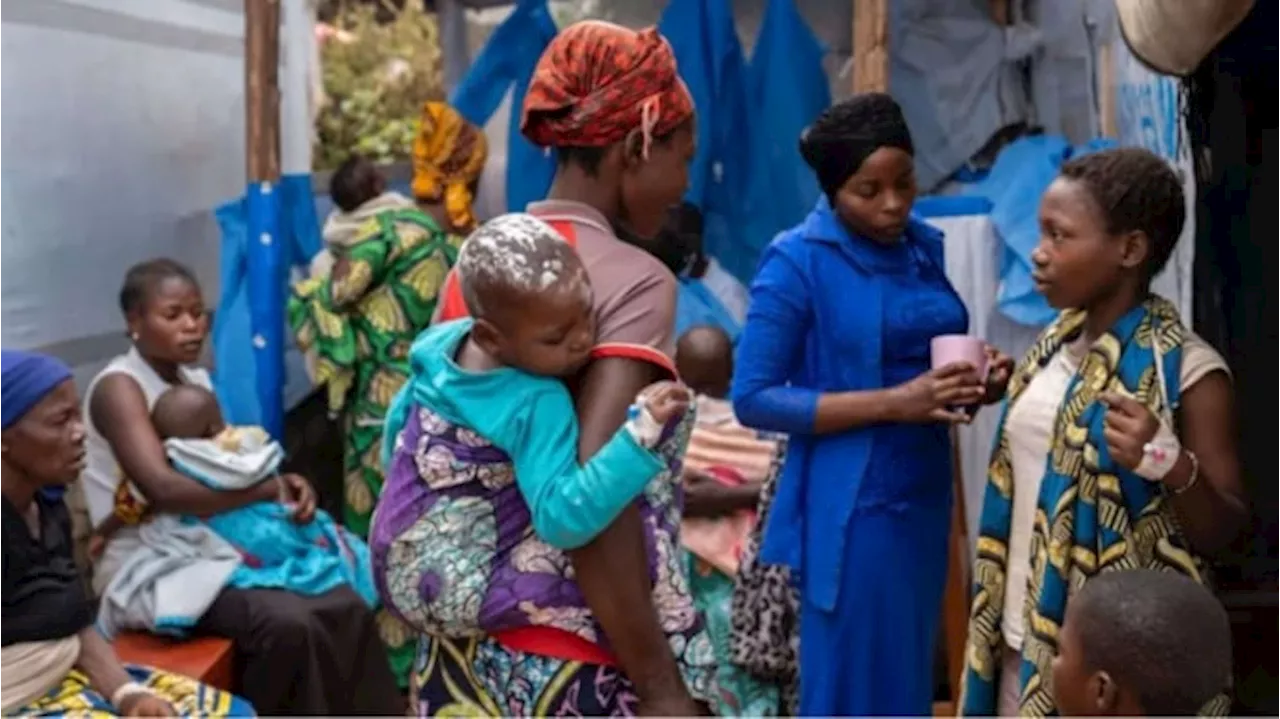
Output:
[961,295,1226,716]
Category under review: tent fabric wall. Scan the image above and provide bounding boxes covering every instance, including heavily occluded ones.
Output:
[917,195,1040,551]
[1,0,244,388]
[738,0,830,285]
[888,0,1028,191]
[449,0,557,213]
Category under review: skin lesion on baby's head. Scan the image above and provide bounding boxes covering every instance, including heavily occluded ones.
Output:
[456,213,598,378]
[151,384,226,441]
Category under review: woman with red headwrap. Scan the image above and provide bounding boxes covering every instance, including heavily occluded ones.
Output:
[378,20,718,717]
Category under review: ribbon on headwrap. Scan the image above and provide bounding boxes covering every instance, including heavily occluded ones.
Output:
[2,349,73,430]
[799,92,915,199]
[412,101,489,233]
[521,21,694,155]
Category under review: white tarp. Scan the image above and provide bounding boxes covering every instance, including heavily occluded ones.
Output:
[1,0,247,387]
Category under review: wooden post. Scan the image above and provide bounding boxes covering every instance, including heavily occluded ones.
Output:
[244,0,286,438]
[1097,40,1118,138]
[988,0,1011,26]
[943,431,972,710]
[246,0,282,182]
[851,0,889,94]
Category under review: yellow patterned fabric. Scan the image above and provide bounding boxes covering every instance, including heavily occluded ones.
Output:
[288,208,459,687]
[960,296,1224,716]
[411,102,488,233]
[12,666,253,717]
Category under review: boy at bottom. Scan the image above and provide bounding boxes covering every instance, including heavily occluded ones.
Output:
[1052,569,1233,716]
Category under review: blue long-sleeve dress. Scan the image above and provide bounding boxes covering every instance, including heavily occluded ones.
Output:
[732,198,968,716]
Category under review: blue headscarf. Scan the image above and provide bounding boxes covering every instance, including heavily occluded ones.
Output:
[2,349,73,430]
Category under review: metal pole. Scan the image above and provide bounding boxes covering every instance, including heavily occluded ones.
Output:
[437,0,470,96]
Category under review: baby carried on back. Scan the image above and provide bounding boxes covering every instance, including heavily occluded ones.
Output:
[94,385,376,639]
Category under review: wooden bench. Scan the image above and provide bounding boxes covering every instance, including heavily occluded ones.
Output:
[113,632,236,693]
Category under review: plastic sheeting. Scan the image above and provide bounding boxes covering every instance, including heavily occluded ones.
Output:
[211,174,320,436]
[888,0,1028,191]
[659,0,760,289]
[0,0,243,389]
[739,0,830,284]
[449,0,557,213]
[917,196,1041,551]
[674,258,749,342]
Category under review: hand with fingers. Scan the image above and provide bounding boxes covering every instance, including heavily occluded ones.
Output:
[982,345,1016,405]
[1099,391,1162,472]
[276,472,318,524]
[890,361,985,424]
[640,381,693,425]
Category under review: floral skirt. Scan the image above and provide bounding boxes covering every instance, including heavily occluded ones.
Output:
[11,665,254,717]
[410,634,640,717]
[685,553,784,717]
[410,555,784,719]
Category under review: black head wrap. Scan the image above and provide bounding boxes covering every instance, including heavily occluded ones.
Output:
[799,92,915,200]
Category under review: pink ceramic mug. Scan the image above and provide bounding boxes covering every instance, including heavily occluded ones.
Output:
[930,334,989,380]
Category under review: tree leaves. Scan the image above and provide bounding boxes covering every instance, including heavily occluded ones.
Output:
[315,2,443,170]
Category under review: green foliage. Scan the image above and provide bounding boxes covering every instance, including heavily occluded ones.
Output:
[314,1,442,171]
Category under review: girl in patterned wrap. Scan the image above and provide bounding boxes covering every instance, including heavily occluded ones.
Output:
[962,147,1246,717]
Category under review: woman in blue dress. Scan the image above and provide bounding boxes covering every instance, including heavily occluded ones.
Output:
[732,93,1013,716]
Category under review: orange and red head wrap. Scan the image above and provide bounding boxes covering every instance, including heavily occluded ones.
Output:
[521,21,694,156]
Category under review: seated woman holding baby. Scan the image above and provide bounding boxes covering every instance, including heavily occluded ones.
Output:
[81,258,403,715]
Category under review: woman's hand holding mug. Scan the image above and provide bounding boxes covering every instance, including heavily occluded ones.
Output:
[890,362,984,424]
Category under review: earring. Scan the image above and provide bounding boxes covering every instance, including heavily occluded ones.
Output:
[130,332,140,341]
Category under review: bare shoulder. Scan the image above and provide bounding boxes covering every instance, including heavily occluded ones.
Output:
[89,371,149,423]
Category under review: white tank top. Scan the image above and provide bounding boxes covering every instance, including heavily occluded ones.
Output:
[80,347,211,590]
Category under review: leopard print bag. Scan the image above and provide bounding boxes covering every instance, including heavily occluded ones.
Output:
[729,442,800,696]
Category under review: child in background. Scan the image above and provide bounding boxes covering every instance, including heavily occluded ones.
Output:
[1051,569,1233,716]
[676,325,777,571]
[308,153,417,278]
[676,324,787,716]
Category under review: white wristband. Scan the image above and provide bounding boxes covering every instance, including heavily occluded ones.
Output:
[624,403,664,449]
[111,681,153,708]
[1135,419,1181,481]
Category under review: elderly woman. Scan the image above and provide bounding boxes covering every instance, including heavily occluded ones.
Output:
[85,259,403,715]
[1,349,253,717]
[382,20,723,718]
[962,148,1246,716]
[731,94,1013,716]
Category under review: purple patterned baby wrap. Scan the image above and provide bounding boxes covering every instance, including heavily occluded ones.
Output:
[370,402,714,673]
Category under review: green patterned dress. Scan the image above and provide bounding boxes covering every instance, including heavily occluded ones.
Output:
[288,207,459,685]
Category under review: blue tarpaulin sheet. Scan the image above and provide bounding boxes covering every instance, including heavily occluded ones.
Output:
[211,173,319,436]
[450,0,558,213]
